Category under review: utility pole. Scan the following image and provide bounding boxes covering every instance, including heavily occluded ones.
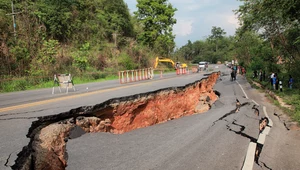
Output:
[112,31,120,55]
[112,32,119,48]
[6,1,22,38]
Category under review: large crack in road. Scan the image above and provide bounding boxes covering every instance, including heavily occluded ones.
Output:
[211,100,250,127]
[11,72,220,170]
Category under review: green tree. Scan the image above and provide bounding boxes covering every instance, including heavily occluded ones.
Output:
[102,0,134,39]
[134,0,177,56]
[29,39,59,76]
[0,0,11,76]
[73,42,90,72]
[236,0,300,63]
[208,26,226,52]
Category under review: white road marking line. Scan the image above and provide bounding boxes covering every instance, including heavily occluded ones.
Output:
[242,142,256,170]
[263,106,269,117]
[263,126,271,135]
[257,134,266,145]
[258,107,273,144]
[236,79,274,169]
[252,100,259,106]
[263,106,273,127]
[236,81,249,99]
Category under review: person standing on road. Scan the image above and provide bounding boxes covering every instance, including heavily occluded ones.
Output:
[231,69,235,81]
[289,75,294,89]
[242,67,246,76]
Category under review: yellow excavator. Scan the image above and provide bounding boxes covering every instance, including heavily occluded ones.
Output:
[154,57,187,69]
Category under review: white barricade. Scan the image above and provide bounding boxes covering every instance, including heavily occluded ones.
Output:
[176,68,187,75]
[52,74,76,94]
[119,67,154,84]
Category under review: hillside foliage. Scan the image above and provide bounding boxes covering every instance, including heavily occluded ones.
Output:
[1,0,299,97]
[0,0,177,83]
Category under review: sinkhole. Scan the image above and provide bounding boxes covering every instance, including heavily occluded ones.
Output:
[12,72,220,170]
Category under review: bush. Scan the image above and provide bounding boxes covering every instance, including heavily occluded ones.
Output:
[119,52,138,70]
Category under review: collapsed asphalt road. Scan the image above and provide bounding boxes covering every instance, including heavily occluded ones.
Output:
[65,72,260,170]
[12,73,220,170]
[0,66,224,169]
[3,65,298,170]
[12,68,262,170]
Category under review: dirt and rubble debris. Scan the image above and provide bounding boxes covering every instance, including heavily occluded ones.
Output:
[211,99,250,127]
[12,72,220,170]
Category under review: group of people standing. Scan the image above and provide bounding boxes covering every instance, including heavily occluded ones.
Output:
[252,70,294,90]
[253,70,266,82]
[269,72,294,90]
[230,65,246,81]
[270,72,279,90]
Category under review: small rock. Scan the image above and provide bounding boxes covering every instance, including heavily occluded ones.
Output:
[104,118,111,124]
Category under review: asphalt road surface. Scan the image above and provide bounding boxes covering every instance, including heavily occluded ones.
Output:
[0,64,299,170]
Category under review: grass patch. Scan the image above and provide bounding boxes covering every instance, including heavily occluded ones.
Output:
[0,72,119,93]
[252,78,300,124]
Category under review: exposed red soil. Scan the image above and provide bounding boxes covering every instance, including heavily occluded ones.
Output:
[13,72,220,170]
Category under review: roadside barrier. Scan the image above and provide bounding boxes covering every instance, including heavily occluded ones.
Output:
[176,68,187,75]
[52,74,76,94]
[119,67,154,84]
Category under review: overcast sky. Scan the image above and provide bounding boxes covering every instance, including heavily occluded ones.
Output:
[124,0,242,48]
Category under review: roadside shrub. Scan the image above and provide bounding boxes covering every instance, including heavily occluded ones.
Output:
[119,52,138,70]
[72,43,90,72]
[293,110,300,123]
[90,72,107,80]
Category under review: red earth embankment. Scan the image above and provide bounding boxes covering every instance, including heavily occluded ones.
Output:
[12,72,220,170]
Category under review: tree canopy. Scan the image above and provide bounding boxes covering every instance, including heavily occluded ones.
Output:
[134,0,177,56]
[1,0,300,93]
[174,26,234,64]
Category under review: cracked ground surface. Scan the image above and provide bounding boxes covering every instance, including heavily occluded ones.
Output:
[0,69,220,169]
[246,82,300,170]
[1,65,299,170]
[65,71,260,170]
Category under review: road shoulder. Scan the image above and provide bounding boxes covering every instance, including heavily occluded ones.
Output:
[236,75,300,170]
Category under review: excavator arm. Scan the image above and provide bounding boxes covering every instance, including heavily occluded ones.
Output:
[154,57,175,69]
[154,57,187,69]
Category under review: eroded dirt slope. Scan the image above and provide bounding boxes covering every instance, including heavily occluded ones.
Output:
[12,72,220,170]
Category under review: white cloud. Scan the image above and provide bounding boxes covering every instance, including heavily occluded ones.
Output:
[227,15,240,28]
[173,19,194,36]
[184,4,201,11]
[202,11,240,36]
[124,0,242,47]
[170,0,220,11]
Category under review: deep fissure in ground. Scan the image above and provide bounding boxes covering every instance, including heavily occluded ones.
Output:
[12,72,220,170]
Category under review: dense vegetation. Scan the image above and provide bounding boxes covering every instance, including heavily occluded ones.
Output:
[1,0,300,122]
[1,0,299,87]
[173,0,300,122]
[0,0,177,91]
[236,0,300,122]
[175,26,234,64]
